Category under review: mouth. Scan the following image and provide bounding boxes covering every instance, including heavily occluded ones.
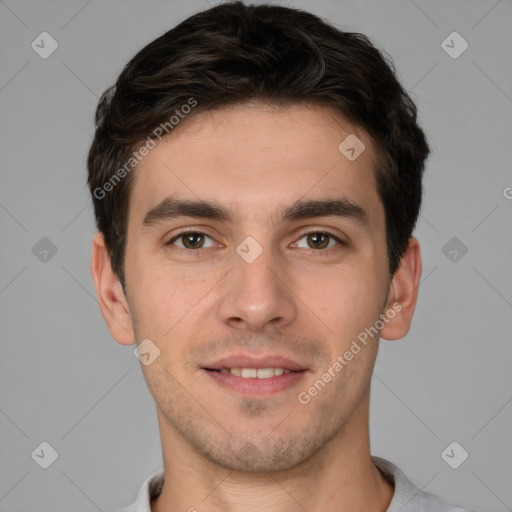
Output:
[206,367,295,378]
[201,355,309,397]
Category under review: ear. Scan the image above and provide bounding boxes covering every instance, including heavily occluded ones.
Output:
[380,236,422,341]
[90,231,135,345]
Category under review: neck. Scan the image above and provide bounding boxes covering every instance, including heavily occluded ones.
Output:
[150,393,393,512]
[151,392,393,512]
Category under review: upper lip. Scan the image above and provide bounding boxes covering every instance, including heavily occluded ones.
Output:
[202,354,307,371]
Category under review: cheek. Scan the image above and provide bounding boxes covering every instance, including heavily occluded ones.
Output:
[132,276,182,338]
[301,264,385,340]
[128,262,216,346]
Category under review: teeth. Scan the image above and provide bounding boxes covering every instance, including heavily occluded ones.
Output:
[255,368,273,379]
[226,367,290,379]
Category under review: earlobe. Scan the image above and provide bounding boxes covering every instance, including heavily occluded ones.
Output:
[380,237,422,341]
[90,232,135,345]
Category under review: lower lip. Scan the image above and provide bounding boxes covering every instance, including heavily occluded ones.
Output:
[202,369,308,397]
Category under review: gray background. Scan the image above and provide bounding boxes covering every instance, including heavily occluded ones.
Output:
[0,0,511,511]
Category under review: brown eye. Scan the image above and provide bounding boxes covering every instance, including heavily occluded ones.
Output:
[181,233,205,249]
[166,231,215,250]
[306,232,330,249]
[294,231,344,252]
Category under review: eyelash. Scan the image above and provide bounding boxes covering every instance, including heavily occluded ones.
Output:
[164,228,346,257]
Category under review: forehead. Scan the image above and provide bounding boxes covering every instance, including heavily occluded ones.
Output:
[129,103,383,228]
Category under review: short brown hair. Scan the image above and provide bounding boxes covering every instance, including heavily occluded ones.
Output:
[87,1,430,291]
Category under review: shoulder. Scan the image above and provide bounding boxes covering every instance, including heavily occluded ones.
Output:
[372,456,478,512]
[109,469,165,512]
[112,506,136,512]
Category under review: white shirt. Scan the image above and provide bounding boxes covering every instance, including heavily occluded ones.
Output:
[115,456,476,512]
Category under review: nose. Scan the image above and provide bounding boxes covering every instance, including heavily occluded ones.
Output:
[217,239,298,332]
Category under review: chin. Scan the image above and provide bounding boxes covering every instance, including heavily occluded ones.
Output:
[188,425,338,473]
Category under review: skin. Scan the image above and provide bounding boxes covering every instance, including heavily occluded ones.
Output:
[91,102,421,512]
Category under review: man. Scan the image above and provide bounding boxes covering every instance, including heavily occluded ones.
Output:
[88,2,476,511]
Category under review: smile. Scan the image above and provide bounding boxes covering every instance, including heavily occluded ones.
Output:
[215,367,292,378]
[202,367,307,397]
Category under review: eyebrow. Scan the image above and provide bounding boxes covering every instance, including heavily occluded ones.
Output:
[142,195,369,229]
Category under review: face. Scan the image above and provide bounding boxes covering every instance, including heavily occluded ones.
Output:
[116,103,396,472]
